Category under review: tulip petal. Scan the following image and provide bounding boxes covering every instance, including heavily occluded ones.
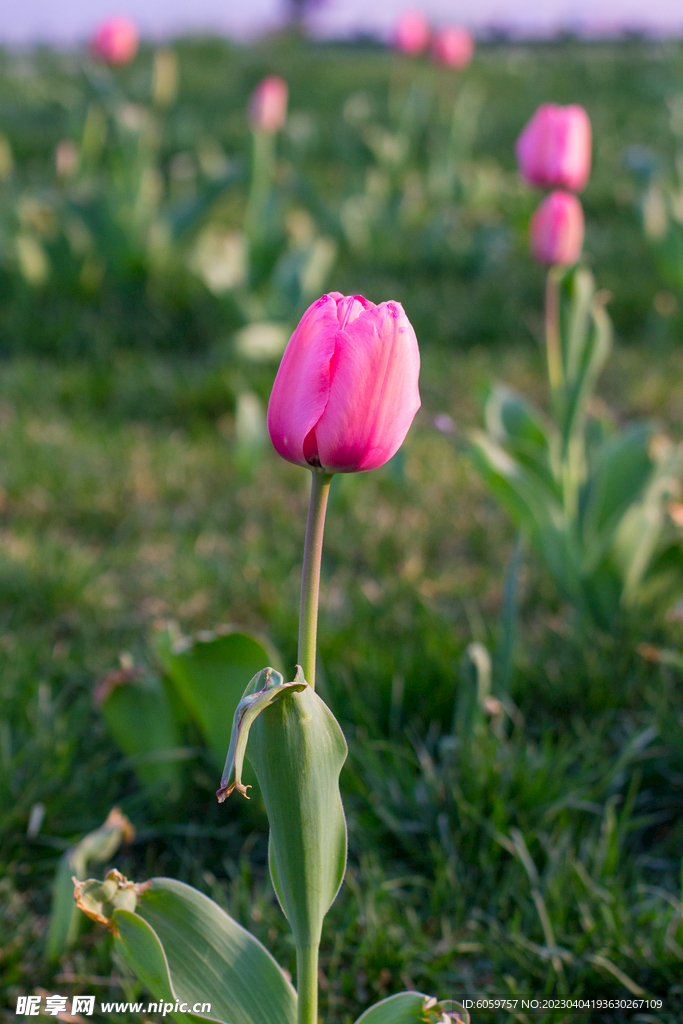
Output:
[315,301,421,472]
[267,294,340,468]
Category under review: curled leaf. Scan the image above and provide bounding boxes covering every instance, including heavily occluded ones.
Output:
[355,992,469,1024]
[216,666,306,800]
[73,869,150,934]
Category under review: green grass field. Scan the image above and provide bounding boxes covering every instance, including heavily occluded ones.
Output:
[1,34,683,1024]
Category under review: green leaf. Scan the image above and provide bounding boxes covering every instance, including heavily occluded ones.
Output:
[99,671,184,791]
[580,423,653,564]
[468,431,580,602]
[126,877,297,1024]
[247,680,348,950]
[47,809,134,961]
[355,992,469,1024]
[484,385,559,495]
[114,911,215,1024]
[558,268,612,447]
[611,437,683,606]
[154,624,282,769]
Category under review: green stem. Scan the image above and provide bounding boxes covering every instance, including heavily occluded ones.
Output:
[298,470,332,690]
[245,129,274,244]
[545,266,564,409]
[296,944,318,1024]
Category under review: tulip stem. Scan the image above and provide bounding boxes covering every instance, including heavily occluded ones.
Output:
[545,267,564,406]
[296,944,318,1024]
[298,470,332,690]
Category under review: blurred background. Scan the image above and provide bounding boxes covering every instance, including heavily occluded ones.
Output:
[1,1,683,1021]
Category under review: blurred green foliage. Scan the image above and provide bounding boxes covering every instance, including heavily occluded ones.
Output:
[1,33,683,1024]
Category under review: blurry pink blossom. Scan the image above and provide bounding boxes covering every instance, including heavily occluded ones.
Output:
[432,26,474,69]
[55,140,79,177]
[530,191,584,266]
[248,76,289,133]
[516,103,592,192]
[90,17,139,67]
[395,11,430,55]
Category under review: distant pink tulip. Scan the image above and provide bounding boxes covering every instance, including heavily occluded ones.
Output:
[395,11,431,55]
[90,17,139,67]
[530,191,584,266]
[249,76,288,133]
[516,103,592,192]
[432,26,474,69]
[267,293,421,474]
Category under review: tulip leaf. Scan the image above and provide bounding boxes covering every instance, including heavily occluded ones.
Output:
[580,423,653,564]
[47,809,134,961]
[99,672,184,792]
[114,877,297,1024]
[154,624,282,769]
[355,992,470,1024]
[247,680,348,950]
[484,384,559,495]
[114,910,217,1024]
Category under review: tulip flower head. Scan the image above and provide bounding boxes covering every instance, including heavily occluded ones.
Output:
[90,17,139,66]
[516,103,592,192]
[530,191,584,266]
[432,26,474,69]
[249,76,289,134]
[395,11,431,55]
[267,293,421,474]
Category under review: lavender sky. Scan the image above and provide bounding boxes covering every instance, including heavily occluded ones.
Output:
[0,0,681,45]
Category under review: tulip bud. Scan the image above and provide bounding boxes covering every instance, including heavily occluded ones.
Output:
[248,76,288,134]
[267,292,421,474]
[431,26,474,69]
[394,11,430,55]
[516,103,592,192]
[530,191,584,266]
[90,17,139,67]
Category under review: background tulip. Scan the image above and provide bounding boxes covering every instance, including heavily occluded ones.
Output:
[90,17,139,67]
[516,103,592,192]
[394,11,431,55]
[267,292,420,474]
[249,76,288,134]
[432,26,474,69]
[530,191,584,266]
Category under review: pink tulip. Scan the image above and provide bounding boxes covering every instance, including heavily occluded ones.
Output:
[516,103,592,192]
[248,76,288,134]
[530,191,584,266]
[395,11,430,55]
[90,17,139,67]
[267,293,421,474]
[432,26,474,69]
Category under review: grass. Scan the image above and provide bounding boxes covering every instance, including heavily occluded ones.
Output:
[0,33,682,1024]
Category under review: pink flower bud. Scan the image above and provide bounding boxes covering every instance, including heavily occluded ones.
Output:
[530,191,584,266]
[395,11,430,55]
[90,17,139,67]
[248,76,288,134]
[516,103,592,192]
[431,26,474,69]
[267,293,421,474]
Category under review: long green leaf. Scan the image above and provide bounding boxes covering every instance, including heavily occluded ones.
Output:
[114,910,217,1024]
[484,385,559,495]
[100,673,183,790]
[247,683,348,950]
[468,431,580,601]
[154,625,282,768]
[128,877,297,1024]
[355,992,469,1024]
[580,424,653,565]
